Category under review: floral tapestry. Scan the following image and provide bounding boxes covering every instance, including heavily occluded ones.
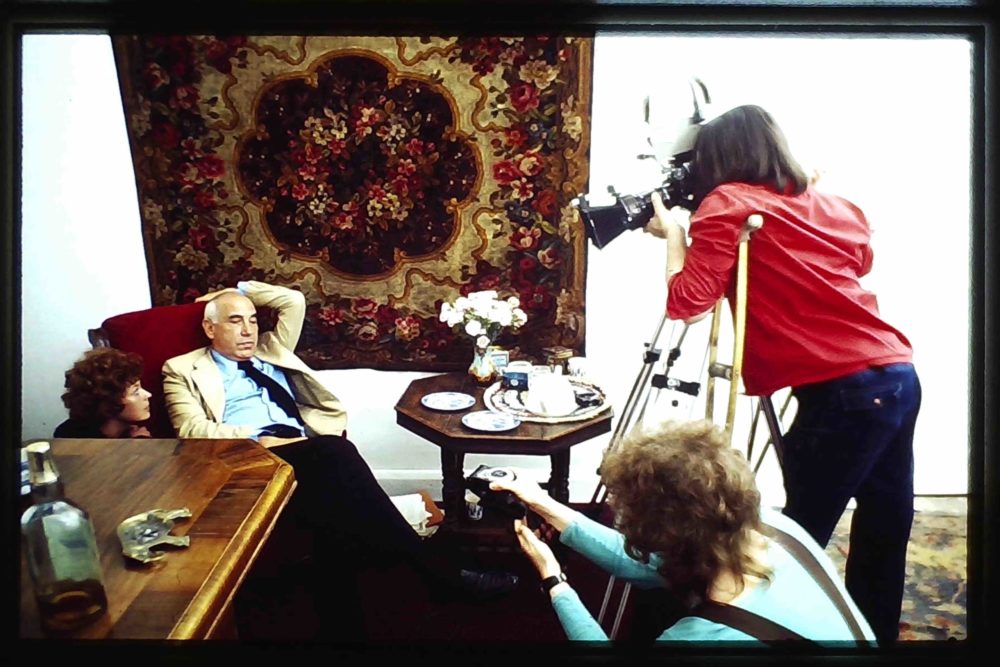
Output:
[112,35,593,370]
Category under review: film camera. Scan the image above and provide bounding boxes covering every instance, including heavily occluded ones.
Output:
[464,465,526,519]
[574,157,697,250]
[574,77,711,250]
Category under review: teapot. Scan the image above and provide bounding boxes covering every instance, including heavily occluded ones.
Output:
[525,373,578,417]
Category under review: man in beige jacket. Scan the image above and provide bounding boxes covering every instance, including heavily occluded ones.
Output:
[162,281,518,636]
[163,280,346,443]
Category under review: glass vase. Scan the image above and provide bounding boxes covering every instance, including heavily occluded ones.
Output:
[468,341,498,385]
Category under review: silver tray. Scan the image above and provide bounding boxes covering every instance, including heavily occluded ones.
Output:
[483,378,611,424]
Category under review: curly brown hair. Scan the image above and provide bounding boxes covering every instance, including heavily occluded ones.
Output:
[600,419,772,606]
[61,348,145,423]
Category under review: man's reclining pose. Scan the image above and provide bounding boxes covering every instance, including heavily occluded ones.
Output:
[162,281,518,633]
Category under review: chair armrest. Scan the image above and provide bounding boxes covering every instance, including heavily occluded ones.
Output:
[89,327,111,348]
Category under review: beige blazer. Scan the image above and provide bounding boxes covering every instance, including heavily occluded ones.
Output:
[162,280,348,439]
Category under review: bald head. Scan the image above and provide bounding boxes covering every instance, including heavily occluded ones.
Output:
[202,292,258,361]
[204,291,252,323]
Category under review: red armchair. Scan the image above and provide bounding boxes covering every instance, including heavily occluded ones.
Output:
[89,301,208,438]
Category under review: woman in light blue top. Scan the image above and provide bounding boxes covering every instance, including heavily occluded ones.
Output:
[490,419,876,646]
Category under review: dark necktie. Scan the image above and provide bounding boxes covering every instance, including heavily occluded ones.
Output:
[237,360,305,426]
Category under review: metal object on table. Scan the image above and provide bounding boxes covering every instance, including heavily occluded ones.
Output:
[117,508,192,564]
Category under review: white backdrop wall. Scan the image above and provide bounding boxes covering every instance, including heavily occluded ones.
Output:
[21,34,971,504]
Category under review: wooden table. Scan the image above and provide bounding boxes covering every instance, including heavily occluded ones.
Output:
[18,438,295,639]
[395,373,612,542]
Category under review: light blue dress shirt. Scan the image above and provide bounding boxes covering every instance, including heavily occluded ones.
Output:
[210,350,304,440]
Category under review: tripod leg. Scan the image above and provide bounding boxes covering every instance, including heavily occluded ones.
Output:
[759,394,787,471]
[591,313,670,505]
[750,398,774,475]
[611,582,633,640]
[752,392,794,474]
[747,398,763,463]
[597,575,617,626]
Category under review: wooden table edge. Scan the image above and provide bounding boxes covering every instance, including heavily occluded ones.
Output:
[168,456,297,639]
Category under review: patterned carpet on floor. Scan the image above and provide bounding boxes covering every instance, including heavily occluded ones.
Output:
[824,504,967,641]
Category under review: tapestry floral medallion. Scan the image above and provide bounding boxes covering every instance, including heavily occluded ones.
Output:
[113,35,593,370]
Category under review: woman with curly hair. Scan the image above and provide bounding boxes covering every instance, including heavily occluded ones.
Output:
[54,348,152,438]
[490,419,875,645]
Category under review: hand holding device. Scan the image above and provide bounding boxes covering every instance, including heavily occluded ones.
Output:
[514,518,563,580]
[465,465,527,519]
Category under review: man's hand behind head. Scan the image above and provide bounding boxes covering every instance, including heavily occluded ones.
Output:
[196,287,242,303]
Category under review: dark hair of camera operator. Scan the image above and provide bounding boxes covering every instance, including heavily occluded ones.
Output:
[688,104,808,206]
[488,419,875,643]
[54,348,153,439]
[645,104,921,646]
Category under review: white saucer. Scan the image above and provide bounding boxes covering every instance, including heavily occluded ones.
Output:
[461,410,521,432]
[421,392,476,411]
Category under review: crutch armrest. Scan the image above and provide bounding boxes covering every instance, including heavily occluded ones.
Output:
[739,213,764,242]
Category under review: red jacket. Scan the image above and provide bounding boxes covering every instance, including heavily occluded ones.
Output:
[666,182,912,396]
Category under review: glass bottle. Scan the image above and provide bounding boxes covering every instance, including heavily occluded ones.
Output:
[20,441,108,633]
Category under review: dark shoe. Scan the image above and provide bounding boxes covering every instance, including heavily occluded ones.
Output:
[455,569,519,601]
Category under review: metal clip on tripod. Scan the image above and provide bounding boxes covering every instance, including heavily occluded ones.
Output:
[591,213,789,639]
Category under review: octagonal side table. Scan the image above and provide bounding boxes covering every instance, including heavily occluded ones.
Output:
[394,372,612,538]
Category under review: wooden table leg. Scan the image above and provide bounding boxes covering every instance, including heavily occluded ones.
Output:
[548,450,571,504]
[440,449,466,525]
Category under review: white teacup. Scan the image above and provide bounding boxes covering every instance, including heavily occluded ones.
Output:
[525,373,577,416]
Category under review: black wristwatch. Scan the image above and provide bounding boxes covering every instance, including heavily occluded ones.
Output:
[540,571,568,593]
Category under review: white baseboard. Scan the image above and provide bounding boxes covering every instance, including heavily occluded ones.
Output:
[374,469,441,498]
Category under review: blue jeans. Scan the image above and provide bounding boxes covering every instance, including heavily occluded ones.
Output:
[781,363,921,646]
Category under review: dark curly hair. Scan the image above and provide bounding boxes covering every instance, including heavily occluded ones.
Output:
[599,419,772,606]
[61,348,145,423]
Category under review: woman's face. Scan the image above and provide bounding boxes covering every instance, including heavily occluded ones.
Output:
[119,380,152,423]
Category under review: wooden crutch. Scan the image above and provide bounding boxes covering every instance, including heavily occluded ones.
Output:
[705,213,763,441]
[597,213,765,639]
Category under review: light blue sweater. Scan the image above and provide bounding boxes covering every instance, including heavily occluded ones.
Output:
[550,507,876,645]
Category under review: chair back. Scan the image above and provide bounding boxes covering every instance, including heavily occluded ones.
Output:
[96,302,208,437]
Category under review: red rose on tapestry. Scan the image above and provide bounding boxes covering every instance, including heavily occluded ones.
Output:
[353,298,379,320]
[509,83,540,114]
[492,160,521,185]
[532,190,558,216]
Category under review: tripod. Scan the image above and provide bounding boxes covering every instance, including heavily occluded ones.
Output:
[590,213,790,639]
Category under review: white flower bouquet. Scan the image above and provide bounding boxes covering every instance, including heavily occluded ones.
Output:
[439,290,528,350]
